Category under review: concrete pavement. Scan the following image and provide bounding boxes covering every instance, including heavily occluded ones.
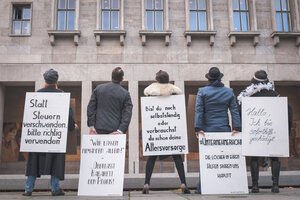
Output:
[0,188,300,200]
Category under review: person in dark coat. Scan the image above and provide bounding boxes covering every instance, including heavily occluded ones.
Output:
[142,70,190,195]
[87,67,133,135]
[237,70,292,193]
[23,69,75,196]
[194,67,241,194]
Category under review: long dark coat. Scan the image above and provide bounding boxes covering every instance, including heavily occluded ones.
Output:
[25,86,75,180]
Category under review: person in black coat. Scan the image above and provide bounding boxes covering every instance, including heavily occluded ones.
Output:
[23,69,75,196]
[237,70,292,194]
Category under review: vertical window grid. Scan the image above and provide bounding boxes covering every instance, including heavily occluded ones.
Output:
[12,5,31,35]
[145,0,164,31]
[102,0,120,30]
[57,0,75,30]
[233,0,249,31]
[189,0,207,31]
[275,0,291,32]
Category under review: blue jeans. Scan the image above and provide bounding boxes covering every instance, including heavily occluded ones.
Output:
[25,176,60,192]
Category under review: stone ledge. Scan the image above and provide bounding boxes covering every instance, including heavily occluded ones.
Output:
[184,31,217,46]
[228,31,260,47]
[47,30,81,46]
[271,32,300,47]
[93,30,126,46]
[139,30,172,46]
[8,34,31,37]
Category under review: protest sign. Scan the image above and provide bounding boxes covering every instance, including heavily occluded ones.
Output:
[242,97,289,157]
[199,132,248,195]
[20,92,70,153]
[78,134,126,196]
[141,95,188,156]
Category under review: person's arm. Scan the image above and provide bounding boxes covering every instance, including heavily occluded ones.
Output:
[87,89,98,134]
[118,92,133,133]
[194,89,205,137]
[229,89,241,134]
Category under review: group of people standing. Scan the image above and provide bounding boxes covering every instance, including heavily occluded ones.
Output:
[23,66,289,196]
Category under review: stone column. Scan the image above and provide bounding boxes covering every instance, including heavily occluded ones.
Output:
[0,84,4,164]
[128,81,139,174]
[81,81,92,136]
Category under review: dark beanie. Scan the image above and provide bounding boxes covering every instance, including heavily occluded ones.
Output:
[251,70,269,84]
[43,69,59,84]
[156,70,169,84]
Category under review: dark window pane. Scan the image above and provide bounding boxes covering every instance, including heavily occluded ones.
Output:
[12,21,21,34]
[23,8,31,19]
[102,0,110,9]
[198,0,206,10]
[14,7,22,20]
[22,21,30,34]
[67,11,75,30]
[155,11,163,30]
[58,0,67,9]
[241,12,248,31]
[146,11,154,30]
[68,0,75,9]
[233,12,240,31]
[102,11,110,30]
[232,0,239,10]
[240,0,247,10]
[111,0,119,9]
[111,11,119,30]
[155,0,163,9]
[57,11,66,30]
[282,13,289,32]
[275,0,281,11]
[198,11,207,30]
[189,0,197,10]
[276,13,282,31]
[189,11,197,30]
[146,0,154,9]
[281,0,288,11]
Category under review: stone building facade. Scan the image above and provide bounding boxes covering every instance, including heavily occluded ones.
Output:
[0,0,300,189]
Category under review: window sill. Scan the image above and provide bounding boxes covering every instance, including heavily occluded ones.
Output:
[47,30,81,46]
[271,31,300,47]
[228,31,260,46]
[9,34,31,37]
[184,31,217,46]
[93,30,126,46]
[139,30,172,46]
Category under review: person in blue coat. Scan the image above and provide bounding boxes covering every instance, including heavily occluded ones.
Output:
[194,67,241,194]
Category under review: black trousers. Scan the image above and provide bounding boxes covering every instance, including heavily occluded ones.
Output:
[144,155,187,185]
[251,157,279,162]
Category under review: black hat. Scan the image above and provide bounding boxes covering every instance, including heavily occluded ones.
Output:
[43,69,59,84]
[156,70,169,84]
[251,70,269,84]
[205,67,224,80]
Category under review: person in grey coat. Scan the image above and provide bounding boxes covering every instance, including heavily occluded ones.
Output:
[87,67,133,135]
[194,67,241,194]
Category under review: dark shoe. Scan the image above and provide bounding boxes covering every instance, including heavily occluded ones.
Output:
[271,184,280,193]
[51,189,65,196]
[22,191,32,196]
[181,184,191,194]
[251,159,260,193]
[251,184,259,193]
[271,160,280,193]
[142,184,149,194]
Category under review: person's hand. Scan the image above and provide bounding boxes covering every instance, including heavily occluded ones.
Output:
[195,130,205,138]
[231,130,240,136]
[89,127,97,135]
[75,123,79,130]
[109,131,120,135]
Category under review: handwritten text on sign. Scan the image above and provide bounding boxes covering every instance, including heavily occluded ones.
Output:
[20,92,70,153]
[78,134,126,196]
[242,97,289,157]
[199,133,248,195]
[141,95,188,156]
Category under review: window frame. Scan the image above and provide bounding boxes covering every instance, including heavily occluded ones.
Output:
[189,0,208,31]
[57,0,76,30]
[145,0,164,31]
[101,0,121,31]
[275,0,291,32]
[233,0,250,31]
[10,2,33,37]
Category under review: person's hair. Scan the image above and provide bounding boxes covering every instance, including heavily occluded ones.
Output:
[112,67,124,83]
[155,70,169,84]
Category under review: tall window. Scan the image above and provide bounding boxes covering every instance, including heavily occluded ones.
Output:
[145,0,163,31]
[57,0,75,30]
[275,0,290,32]
[233,0,249,31]
[12,5,31,35]
[189,0,207,31]
[102,0,120,30]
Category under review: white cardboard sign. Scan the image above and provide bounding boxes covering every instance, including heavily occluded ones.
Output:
[199,133,248,195]
[141,95,189,156]
[78,134,126,196]
[242,97,289,157]
[20,92,70,153]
